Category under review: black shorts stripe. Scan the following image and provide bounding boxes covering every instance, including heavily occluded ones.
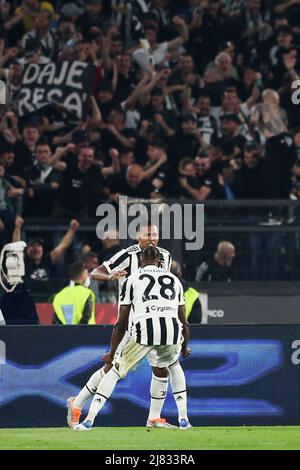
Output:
[159,317,167,345]
[120,279,128,302]
[146,318,154,345]
[172,317,179,345]
[110,252,129,271]
[85,385,95,395]
[130,283,134,301]
[96,392,108,400]
[136,322,141,343]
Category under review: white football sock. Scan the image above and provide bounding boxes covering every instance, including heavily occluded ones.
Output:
[73,367,105,409]
[85,368,120,424]
[148,374,169,420]
[169,362,188,421]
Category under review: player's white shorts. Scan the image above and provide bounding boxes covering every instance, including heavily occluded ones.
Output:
[112,331,131,363]
[114,336,181,378]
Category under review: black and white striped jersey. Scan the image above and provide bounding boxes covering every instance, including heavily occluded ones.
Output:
[119,265,185,346]
[111,0,148,41]
[102,244,172,293]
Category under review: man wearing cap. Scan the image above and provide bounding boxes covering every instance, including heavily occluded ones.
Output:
[14,121,41,178]
[217,114,247,158]
[14,219,80,293]
[233,141,264,198]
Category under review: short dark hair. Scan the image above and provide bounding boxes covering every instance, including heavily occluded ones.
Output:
[79,145,95,154]
[145,25,157,33]
[120,146,133,155]
[112,34,123,42]
[99,81,114,93]
[110,106,126,119]
[151,87,164,97]
[36,138,50,148]
[137,223,160,236]
[148,139,166,151]
[197,93,211,101]
[180,52,193,60]
[81,252,99,263]
[68,261,87,280]
[141,245,160,263]
[0,143,14,155]
[222,87,238,99]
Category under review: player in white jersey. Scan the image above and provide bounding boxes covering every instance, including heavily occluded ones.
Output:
[74,245,192,430]
[67,225,188,429]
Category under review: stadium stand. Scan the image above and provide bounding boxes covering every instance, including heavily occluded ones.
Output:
[0,0,300,305]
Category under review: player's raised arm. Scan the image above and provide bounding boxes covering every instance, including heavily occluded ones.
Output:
[91,248,130,282]
[91,264,127,282]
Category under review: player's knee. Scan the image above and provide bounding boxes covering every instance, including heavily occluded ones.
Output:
[152,366,169,378]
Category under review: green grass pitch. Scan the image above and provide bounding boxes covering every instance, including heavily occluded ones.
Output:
[0,427,300,450]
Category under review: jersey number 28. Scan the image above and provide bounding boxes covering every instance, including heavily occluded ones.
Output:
[139,274,176,302]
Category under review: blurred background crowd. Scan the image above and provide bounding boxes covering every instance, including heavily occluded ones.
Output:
[0,0,300,298]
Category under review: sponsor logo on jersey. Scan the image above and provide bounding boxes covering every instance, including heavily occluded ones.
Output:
[146,306,174,313]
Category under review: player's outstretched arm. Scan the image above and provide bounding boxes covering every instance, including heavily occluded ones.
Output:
[91,265,128,282]
[103,305,130,364]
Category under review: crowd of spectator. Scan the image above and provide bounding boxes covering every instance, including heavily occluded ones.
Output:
[0,0,299,290]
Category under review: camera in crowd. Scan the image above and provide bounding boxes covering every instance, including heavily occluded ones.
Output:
[0,241,27,292]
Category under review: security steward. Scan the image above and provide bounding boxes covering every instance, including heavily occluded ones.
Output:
[53,261,96,325]
[172,261,202,323]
